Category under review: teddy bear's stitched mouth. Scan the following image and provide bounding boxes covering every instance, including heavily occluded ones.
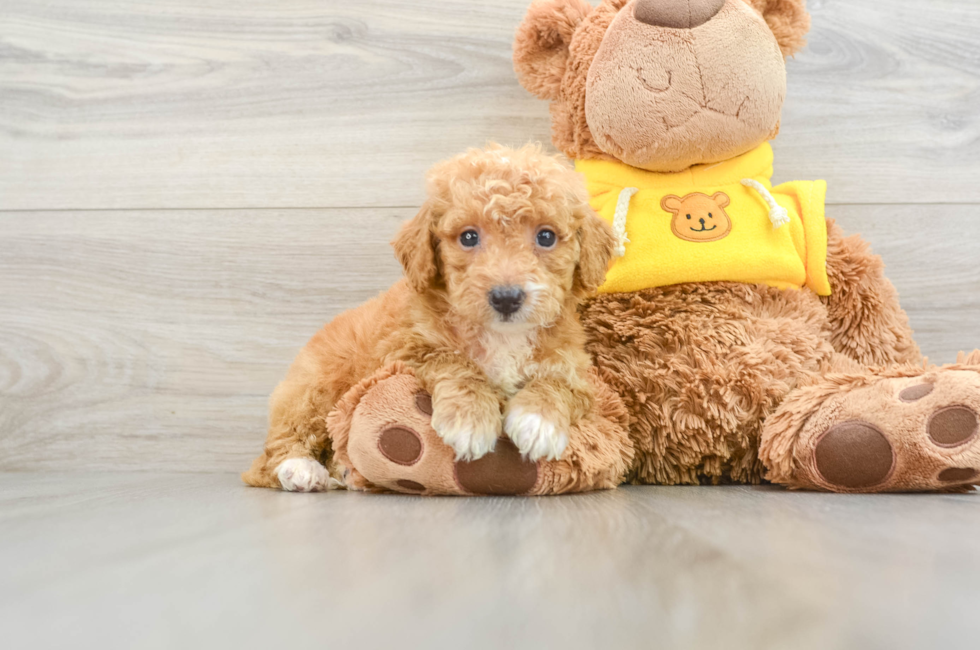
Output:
[691,224,717,232]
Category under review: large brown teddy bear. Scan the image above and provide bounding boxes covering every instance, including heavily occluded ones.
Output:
[512,0,980,492]
[246,0,980,495]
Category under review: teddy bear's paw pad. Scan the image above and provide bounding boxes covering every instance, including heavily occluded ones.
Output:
[454,438,539,495]
[801,369,980,492]
[378,426,423,465]
[276,458,338,492]
[347,376,473,495]
[938,468,979,483]
[927,406,978,447]
[414,391,433,416]
[814,422,895,489]
[899,382,934,402]
[396,479,426,492]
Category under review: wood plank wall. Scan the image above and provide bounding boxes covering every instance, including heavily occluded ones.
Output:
[1,0,978,471]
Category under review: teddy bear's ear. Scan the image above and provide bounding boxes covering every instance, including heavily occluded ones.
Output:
[742,0,812,57]
[711,192,731,208]
[514,0,594,101]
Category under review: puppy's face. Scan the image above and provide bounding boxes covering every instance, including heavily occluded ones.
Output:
[393,145,615,331]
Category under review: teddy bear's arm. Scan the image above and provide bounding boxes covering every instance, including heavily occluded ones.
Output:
[821,217,921,367]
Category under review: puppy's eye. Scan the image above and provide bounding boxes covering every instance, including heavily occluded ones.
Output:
[459,230,480,248]
[536,229,557,248]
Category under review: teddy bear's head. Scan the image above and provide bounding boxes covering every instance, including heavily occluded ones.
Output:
[514,0,811,172]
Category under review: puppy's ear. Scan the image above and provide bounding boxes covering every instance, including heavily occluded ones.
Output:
[742,0,811,57]
[392,204,439,293]
[514,0,593,101]
[575,208,617,295]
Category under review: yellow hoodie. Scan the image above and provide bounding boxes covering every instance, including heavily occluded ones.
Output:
[576,143,831,296]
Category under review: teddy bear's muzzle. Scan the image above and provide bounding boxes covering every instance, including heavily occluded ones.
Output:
[633,0,724,29]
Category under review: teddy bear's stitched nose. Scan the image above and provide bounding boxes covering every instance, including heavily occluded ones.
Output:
[634,0,725,29]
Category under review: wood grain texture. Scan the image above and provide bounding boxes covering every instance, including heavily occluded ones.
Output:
[3,473,980,649]
[1,206,977,472]
[1,0,980,209]
[0,209,408,471]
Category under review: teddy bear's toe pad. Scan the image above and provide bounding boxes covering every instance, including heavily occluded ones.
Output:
[814,422,895,489]
[378,426,423,465]
[927,406,978,447]
[938,467,978,483]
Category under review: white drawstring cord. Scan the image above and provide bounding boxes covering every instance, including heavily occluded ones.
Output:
[612,187,639,257]
[741,179,790,228]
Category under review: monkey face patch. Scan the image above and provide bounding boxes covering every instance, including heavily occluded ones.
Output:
[661,192,733,243]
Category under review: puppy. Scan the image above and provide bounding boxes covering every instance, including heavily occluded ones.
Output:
[243,144,616,492]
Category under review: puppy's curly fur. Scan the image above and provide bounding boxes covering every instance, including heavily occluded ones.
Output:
[243,144,616,491]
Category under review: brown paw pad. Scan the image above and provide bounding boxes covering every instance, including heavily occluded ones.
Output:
[455,438,538,496]
[815,421,895,489]
[938,468,979,484]
[378,426,423,465]
[899,382,934,402]
[396,479,426,492]
[927,406,979,447]
[415,391,433,417]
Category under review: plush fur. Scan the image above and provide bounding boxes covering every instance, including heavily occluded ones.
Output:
[243,144,617,490]
[513,0,979,491]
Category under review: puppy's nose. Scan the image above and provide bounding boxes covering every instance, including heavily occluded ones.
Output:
[634,0,724,29]
[488,286,526,317]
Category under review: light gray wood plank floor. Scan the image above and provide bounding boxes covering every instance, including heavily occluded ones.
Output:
[3,472,979,650]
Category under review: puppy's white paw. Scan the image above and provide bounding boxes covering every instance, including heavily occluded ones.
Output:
[276,458,338,492]
[431,409,500,461]
[505,408,569,461]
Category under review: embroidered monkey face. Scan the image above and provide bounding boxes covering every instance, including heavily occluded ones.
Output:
[661,192,733,243]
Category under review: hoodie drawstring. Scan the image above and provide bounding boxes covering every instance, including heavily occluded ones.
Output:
[612,187,639,257]
[741,179,790,228]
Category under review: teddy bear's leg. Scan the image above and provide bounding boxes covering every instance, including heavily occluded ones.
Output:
[326,366,632,495]
[760,351,980,492]
[821,217,921,367]
[582,284,838,486]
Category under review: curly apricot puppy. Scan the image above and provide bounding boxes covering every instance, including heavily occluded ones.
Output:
[242,144,616,491]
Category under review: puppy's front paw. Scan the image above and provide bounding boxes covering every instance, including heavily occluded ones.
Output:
[276,458,339,492]
[505,408,569,461]
[431,402,501,461]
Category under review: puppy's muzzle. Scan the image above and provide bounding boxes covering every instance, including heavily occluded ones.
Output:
[488,286,526,318]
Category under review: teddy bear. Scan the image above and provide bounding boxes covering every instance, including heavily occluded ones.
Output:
[266,0,980,495]
[511,0,980,492]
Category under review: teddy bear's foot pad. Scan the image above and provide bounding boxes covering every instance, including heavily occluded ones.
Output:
[455,438,539,495]
[764,358,980,492]
[327,365,633,496]
[338,372,543,495]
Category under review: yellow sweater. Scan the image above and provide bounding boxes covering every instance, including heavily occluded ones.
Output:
[576,143,831,296]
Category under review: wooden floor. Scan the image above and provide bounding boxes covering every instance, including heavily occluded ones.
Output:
[2,0,980,646]
[3,473,980,650]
